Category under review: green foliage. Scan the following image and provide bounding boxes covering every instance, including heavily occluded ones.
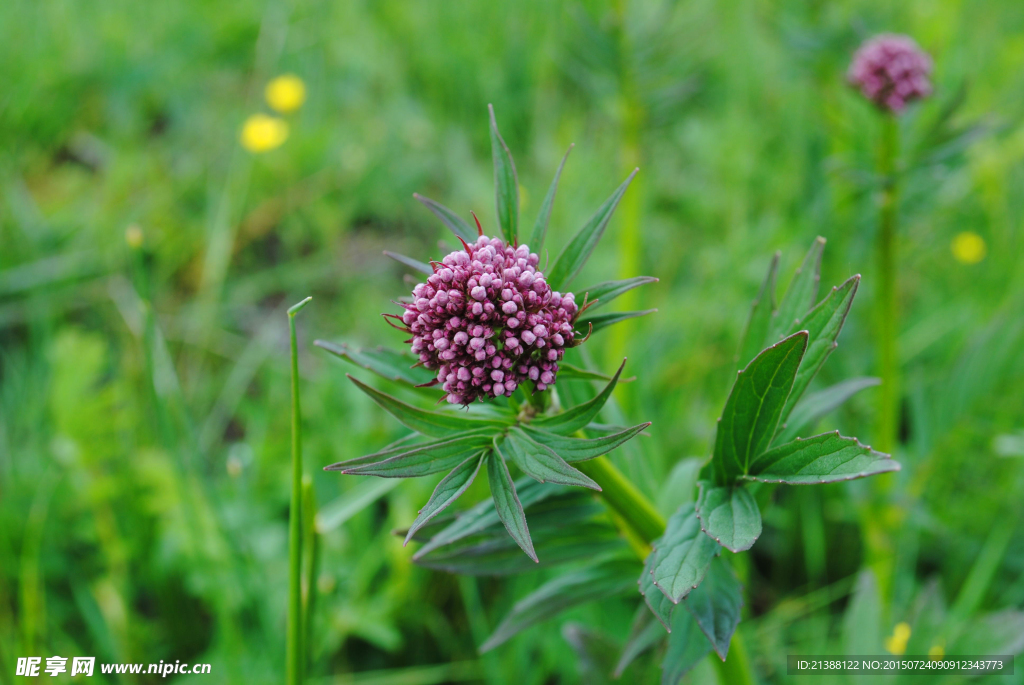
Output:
[488,104,520,245]
[695,484,762,553]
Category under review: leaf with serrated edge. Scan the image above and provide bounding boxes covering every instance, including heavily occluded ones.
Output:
[522,422,650,462]
[736,252,779,370]
[317,341,436,387]
[651,504,720,603]
[775,377,880,445]
[662,608,712,684]
[532,359,626,435]
[404,452,485,544]
[682,556,743,660]
[770,236,825,341]
[577,276,659,312]
[499,431,600,490]
[336,432,493,478]
[486,450,537,562]
[547,169,638,289]
[712,331,807,485]
[779,276,860,425]
[347,374,510,437]
[695,482,762,552]
[745,431,898,484]
[413,193,476,242]
[529,144,573,251]
[638,546,674,630]
[382,250,433,275]
[488,105,519,245]
[578,309,657,334]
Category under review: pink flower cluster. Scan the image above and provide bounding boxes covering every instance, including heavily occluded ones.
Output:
[398,236,578,405]
[848,34,933,114]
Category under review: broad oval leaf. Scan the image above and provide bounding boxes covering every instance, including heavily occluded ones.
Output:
[650,504,720,603]
[745,431,898,484]
[577,308,657,334]
[682,556,743,660]
[522,422,651,462]
[413,193,477,242]
[774,377,880,445]
[529,144,573,252]
[486,450,537,562]
[769,236,825,342]
[489,104,519,245]
[498,430,600,490]
[404,452,485,544]
[577,276,659,312]
[333,432,493,478]
[547,168,638,290]
[638,546,674,631]
[712,331,807,485]
[317,341,436,387]
[532,359,626,435]
[736,252,779,371]
[695,482,762,553]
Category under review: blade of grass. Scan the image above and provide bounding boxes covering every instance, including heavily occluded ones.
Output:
[287,296,311,685]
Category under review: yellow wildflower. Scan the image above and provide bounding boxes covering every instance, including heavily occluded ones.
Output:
[884,622,911,655]
[951,231,986,264]
[241,114,289,153]
[928,643,945,660]
[265,74,306,114]
[125,225,144,249]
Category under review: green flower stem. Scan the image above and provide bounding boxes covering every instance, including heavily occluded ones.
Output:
[286,296,311,685]
[576,456,664,545]
[876,116,900,457]
[301,475,319,671]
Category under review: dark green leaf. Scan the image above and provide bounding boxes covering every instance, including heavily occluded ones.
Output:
[736,252,779,370]
[480,557,637,651]
[413,193,477,242]
[529,144,573,252]
[347,374,510,437]
[775,377,880,444]
[712,331,807,485]
[661,609,712,685]
[639,547,674,630]
[651,505,720,603]
[489,104,519,245]
[499,431,600,490]
[547,168,638,289]
[532,359,626,435]
[522,422,650,462]
[769,236,825,341]
[556,362,622,383]
[382,250,433,275]
[316,341,437,387]
[745,432,898,484]
[334,432,493,478]
[695,482,761,553]
[780,276,860,424]
[486,450,537,562]
[578,308,657,334]
[683,556,743,660]
[577,276,658,312]
[323,432,427,470]
[614,609,668,678]
[404,452,485,544]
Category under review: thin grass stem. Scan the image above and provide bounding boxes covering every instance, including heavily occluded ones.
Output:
[287,296,311,685]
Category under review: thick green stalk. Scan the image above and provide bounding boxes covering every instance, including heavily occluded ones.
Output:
[576,457,664,545]
[286,297,311,685]
[876,116,899,456]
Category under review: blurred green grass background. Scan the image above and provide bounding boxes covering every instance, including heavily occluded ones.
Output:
[2,0,1023,682]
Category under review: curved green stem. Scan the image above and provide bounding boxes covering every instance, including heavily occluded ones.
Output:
[576,456,664,545]
[287,297,311,685]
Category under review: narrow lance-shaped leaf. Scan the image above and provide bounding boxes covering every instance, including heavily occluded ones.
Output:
[530,143,573,251]
[489,104,519,245]
[577,276,658,312]
[662,608,712,684]
[736,252,779,370]
[683,556,743,661]
[333,432,492,478]
[547,168,639,290]
[745,431,898,484]
[531,359,626,435]
[347,374,510,438]
[404,452,485,544]
[383,250,433,275]
[499,431,600,490]
[650,504,720,603]
[578,309,657,334]
[324,432,428,469]
[522,422,650,462]
[712,331,807,485]
[556,362,627,383]
[695,482,762,553]
[769,236,825,341]
[486,450,537,562]
[638,546,674,630]
[316,341,436,387]
[413,193,477,242]
[775,376,880,444]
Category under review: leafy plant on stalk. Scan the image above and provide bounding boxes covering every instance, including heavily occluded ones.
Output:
[316,108,900,682]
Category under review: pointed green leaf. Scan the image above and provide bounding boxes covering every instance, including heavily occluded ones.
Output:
[522,422,650,463]
[745,432,898,484]
[651,505,720,603]
[695,482,762,553]
[547,168,638,289]
[614,609,667,677]
[712,331,807,485]
[498,431,600,490]
[661,609,712,684]
[413,193,476,242]
[347,374,510,437]
[556,362,622,383]
[479,557,637,652]
[334,432,492,478]
[404,452,485,544]
[530,144,573,252]
[577,276,659,312]
[639,547,675,630]
[770,236,825,341]
[488,104,519,245]
[736,252,779,370]
[780,275,860,424]
[682,556,743,660]
[486,450,537,562]
[383,250,433,275]
[775,377,880,444]
[324,432,428,470]
[317,341,436,387]
[532,359,626,435]
[578,308,657,334]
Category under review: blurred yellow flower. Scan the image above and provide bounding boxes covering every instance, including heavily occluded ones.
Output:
[884,622,911,655]
[928,643,945,660]
[951,231,986,264]
[241,114,289,153]
[125,224,144,248]
[265,74,306,114]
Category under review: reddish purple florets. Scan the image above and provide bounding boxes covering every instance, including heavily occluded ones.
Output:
[398,236,578,405]
[848,34,933,114]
